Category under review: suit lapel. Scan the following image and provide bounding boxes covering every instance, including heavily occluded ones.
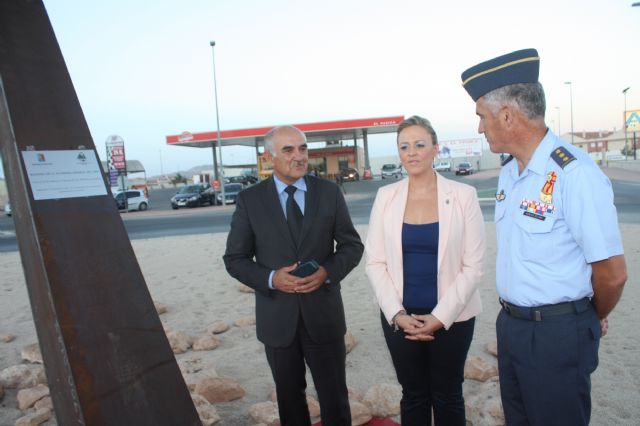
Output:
[262,177,297,251]
[393,179,409,258]
[436,173,454,270]
[298,175,318,248]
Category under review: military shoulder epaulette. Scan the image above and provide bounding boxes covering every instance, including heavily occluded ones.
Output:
[550,147,576,169]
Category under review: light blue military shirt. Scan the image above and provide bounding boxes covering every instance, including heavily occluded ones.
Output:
[494,130,624,307]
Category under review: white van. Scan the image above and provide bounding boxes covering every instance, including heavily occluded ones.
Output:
[433,161,451,172]
[114,190,149,211]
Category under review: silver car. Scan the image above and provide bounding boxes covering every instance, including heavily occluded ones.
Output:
[381,163,402,179]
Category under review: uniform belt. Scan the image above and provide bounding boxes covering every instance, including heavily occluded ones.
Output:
[499,297,591,322]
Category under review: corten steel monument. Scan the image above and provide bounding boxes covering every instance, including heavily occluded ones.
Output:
[0,2,200,425]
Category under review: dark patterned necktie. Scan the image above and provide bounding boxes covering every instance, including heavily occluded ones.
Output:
[285,185,303,242]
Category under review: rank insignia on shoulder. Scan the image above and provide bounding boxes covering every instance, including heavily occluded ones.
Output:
[495,189,506,201]
[551,147,576,169]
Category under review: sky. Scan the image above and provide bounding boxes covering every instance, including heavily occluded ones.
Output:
[5,0,639,178]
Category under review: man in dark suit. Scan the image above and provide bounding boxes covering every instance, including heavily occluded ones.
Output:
[223,125,363,426]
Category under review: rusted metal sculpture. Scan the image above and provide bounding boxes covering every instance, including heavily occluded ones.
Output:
[0,2,200,424]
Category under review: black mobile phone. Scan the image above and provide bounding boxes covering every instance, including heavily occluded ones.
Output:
[291,260,320,277]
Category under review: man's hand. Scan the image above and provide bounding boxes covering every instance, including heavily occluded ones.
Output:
[292,266,329,294]
[600,317,609,337]
[404,314,443,341]
[272,263,302,293]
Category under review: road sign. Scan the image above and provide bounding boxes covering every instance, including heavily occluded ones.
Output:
[626,110,640,132]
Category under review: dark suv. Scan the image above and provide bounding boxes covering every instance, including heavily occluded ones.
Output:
[170,183,215,209]
[339,168,359,182]
[227,175,258,186]
[455,162,474,176]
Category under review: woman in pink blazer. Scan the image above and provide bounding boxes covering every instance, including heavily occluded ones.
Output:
[365,116,485,425]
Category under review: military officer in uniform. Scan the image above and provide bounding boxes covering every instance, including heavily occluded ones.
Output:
[460,49,627,425]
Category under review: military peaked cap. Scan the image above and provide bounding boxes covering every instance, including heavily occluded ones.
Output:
[461,48,540,101]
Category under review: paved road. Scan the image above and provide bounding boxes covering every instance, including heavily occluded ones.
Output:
[1,171,638,252]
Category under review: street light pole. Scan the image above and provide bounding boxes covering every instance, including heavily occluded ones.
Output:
[623,87,630,159]
[210,41,226,206]
[565,82,574,144]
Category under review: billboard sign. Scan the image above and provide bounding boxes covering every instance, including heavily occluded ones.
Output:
[626,110,640,132]
[106,135,126,187]
[438,138,482,159]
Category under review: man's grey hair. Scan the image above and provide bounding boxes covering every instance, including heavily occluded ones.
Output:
[264,125,307,155]
[396,115,438,146]
[483,82,546,120]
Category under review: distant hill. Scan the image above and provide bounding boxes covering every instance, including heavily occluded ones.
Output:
[147,164,213,180]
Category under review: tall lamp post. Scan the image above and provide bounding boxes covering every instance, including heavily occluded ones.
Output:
[210,41,226,205]
[565,81,574,144]
[554,106,561,136]
[623,87,630,159]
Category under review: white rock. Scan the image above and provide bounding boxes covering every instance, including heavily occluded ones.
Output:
[15,408,52,426]
[166,330,193,354]
[249,401,280,426]
[193,335,220,351]
[464,356,499,382]
[307,395,320,417]
[17,384,50,410]
[154,301,168,315]
[348,387,363,402]
[486,341,498,357]
[234,317,256,327]
[206,322,229,334]
[344,331,357,354]
[34,396,53,411]
[363,383,401,417]
[1,333,16,343]
[191,393,221,425]
[21,343,43,364]
[195,377,245,403]
[465,378,505,426]
[0,365,47,389]
[238,284,255,293]
[351,400,373,426]
[180,358,218,392]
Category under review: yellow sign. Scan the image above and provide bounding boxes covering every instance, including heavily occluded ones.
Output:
[626,110,640,132]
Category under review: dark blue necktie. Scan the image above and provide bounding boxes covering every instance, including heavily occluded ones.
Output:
[285,185,303,242]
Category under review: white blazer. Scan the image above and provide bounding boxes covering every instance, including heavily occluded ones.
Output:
[365,173,485,329]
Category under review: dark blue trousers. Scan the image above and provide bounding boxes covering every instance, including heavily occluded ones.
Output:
[496,305,601,426]
[264,315,350,426]
[382,311,475,426]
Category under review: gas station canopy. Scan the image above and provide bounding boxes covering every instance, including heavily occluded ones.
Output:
[166,116,404,148]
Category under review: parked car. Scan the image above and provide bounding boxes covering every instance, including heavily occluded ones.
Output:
[114,190,149,211]
[433,161,452,172]
[227,175,258,186]
[4,203,11,216]
[455,162,474,176]
[381,163,402,179]
[171,183,214,209]
[340,168,359,182]
[216,183,244,205]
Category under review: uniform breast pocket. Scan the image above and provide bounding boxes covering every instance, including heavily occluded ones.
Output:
[515,212,555,234]
[514,212,557,261]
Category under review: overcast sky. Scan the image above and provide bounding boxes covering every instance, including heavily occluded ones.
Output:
[7,0,639,177]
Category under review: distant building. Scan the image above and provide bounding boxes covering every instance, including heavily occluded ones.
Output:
[562,130,636,162]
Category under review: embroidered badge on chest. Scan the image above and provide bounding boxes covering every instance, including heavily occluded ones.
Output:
[540,171,557,204]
